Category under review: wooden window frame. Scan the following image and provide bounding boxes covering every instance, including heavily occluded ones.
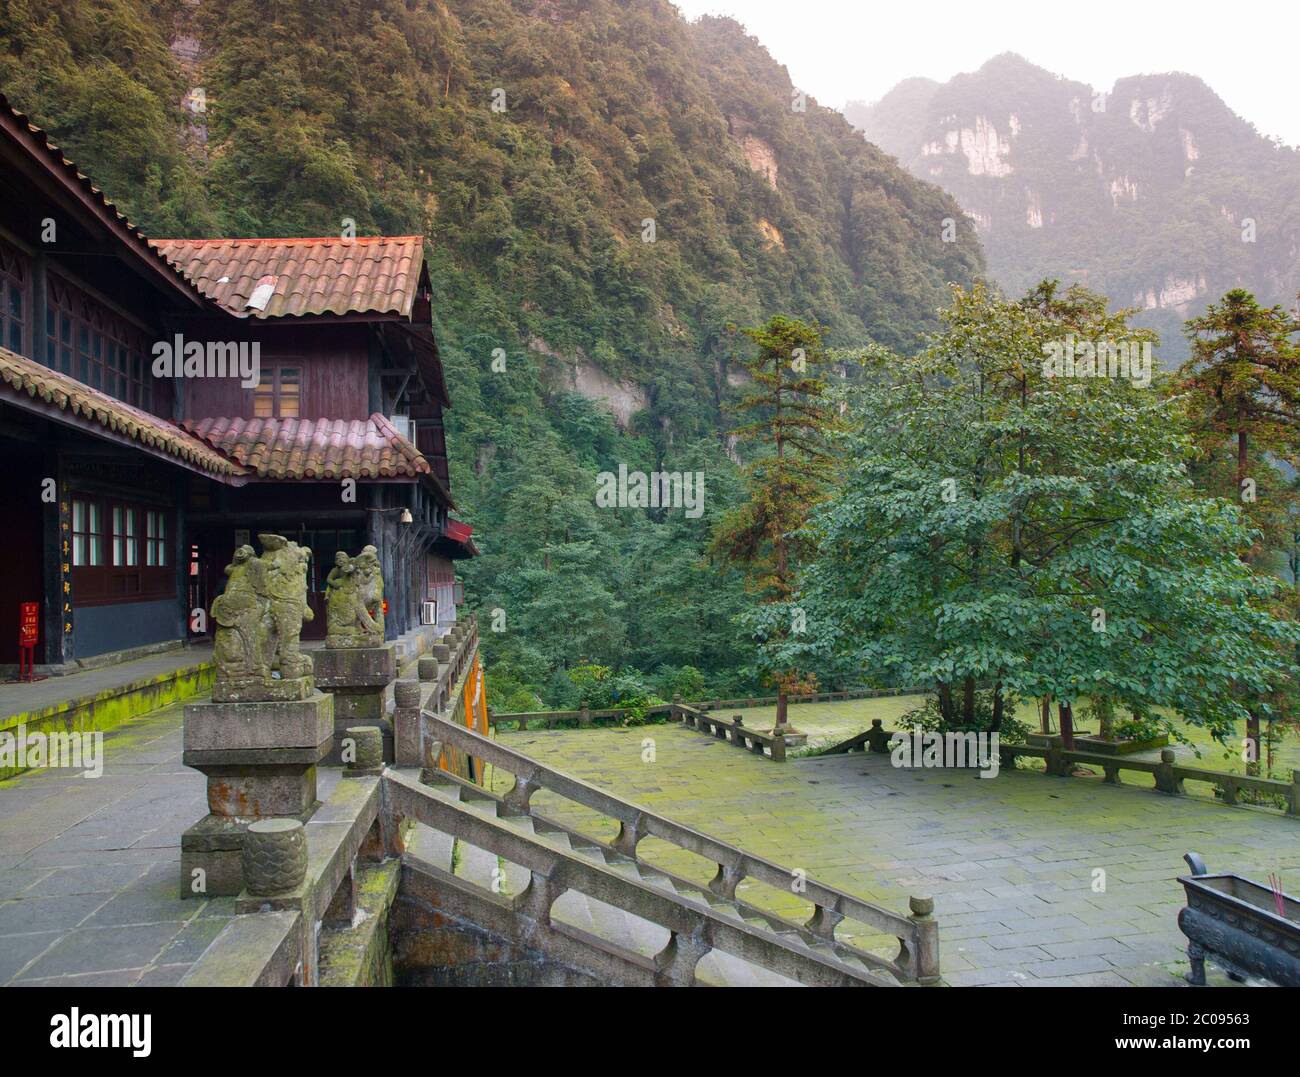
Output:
[253,364,303,419]
[46,275,154,412]
[71,493,174,606]
[0,239,28,357]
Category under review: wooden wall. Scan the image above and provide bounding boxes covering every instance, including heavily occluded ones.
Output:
[181,321,372,420]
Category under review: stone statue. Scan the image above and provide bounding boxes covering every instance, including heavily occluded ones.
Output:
[210,534,315,702]
[324,544,385,648]
[259,533,314,679]
[211,545,269,688]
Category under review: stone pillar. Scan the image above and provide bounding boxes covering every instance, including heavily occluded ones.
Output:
[393,679,424,767]
[313,644,398,765]
[180,691,333,898]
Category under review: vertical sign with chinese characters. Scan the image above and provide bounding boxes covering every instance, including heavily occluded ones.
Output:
[59,490,73,643]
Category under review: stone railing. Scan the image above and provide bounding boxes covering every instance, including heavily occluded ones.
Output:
[1000,741,1299,817]
[414,613,479,716]
[822,720,1300,819]
[397,613,482,780]
[488,687,926,742]
[674,704,788,760]
[488,703,673,730]
[487,704,787,760]
[183,767,386,986]
[416,713,940,984]
[690,687,926,711]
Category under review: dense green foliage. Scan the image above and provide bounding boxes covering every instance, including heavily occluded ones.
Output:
[0,0,982,704]
[782,282,1300,747]
[848,53,1300,363]
[709,315,840,722]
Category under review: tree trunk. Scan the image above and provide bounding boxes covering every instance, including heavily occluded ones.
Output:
[1097,699,1116,741]
[1246,709,1261,776]
[1040,695,1052,734]
[1058,701,1075,751]
[1237,427,1248,493]
[991,682,1004,732]
[938,682,954,724]
[774,689,789,733]
[961,676,976,726]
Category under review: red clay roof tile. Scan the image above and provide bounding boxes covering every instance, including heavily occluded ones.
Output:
[150,236,424,319]
[182,414,431,480]
[0,346,245,480]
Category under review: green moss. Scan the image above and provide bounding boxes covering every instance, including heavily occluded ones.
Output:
[0,663,214,780]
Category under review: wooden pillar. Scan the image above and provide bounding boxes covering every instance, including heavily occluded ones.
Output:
[42,441,66,665]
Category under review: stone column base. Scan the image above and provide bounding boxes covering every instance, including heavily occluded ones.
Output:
[180,692,333,898]
[313,645,397,765]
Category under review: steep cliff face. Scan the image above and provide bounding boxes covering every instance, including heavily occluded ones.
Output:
[846,53,1300,360]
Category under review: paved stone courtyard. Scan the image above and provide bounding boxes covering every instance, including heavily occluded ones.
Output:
[2,696,1297,986]
[0,702,341,986]
[492,722,1300,986]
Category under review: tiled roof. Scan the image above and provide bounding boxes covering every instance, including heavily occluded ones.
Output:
[182,414,432,480]
[151,236,425,319]
[0,346,246,479]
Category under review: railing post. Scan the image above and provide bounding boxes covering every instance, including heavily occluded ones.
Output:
[1289,770,1300,817]
[1045,741,1069,776]
[653,930,711,986]
[612,817,642,858]
[907,895,940,985]
[806,903,844,940]
[1154,748,1184,795]
[708,861,743,900]
[393,678,423,767]
[864,719,891,753]
[500,773,538,818]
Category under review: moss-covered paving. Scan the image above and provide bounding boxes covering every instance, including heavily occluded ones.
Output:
[492,722,1300,986]
[719,694,1300,776]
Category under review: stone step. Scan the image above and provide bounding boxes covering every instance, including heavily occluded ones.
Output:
[452,838,500,890]
[697,949,803,987]
[397,767,892,986]
[575,894,668,959]
[406,823,454,873]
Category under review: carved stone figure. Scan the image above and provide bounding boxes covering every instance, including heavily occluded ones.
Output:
[324,544,385,648]
[210,533,315,701]
[259,533,314,679]
[211,545,269,690]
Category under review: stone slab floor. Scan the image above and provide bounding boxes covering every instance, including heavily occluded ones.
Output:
[491,724,1300,987]
[0,702,339,986]
[2,697,1296,987]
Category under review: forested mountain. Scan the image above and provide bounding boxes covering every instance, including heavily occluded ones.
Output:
[846,52,1300,361]
[0,0,982,703]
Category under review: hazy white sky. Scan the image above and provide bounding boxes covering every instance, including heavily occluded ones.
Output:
[672,0,1300,146]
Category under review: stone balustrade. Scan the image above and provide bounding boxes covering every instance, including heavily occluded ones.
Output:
[419,712,940,985]
[674,704,787,760]
[822,721,1300,819]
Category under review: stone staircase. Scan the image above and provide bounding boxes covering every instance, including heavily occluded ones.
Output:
[385,714,941,987]
[403,793,800,985]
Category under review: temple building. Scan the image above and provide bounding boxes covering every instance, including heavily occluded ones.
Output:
[0,93,475,673]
